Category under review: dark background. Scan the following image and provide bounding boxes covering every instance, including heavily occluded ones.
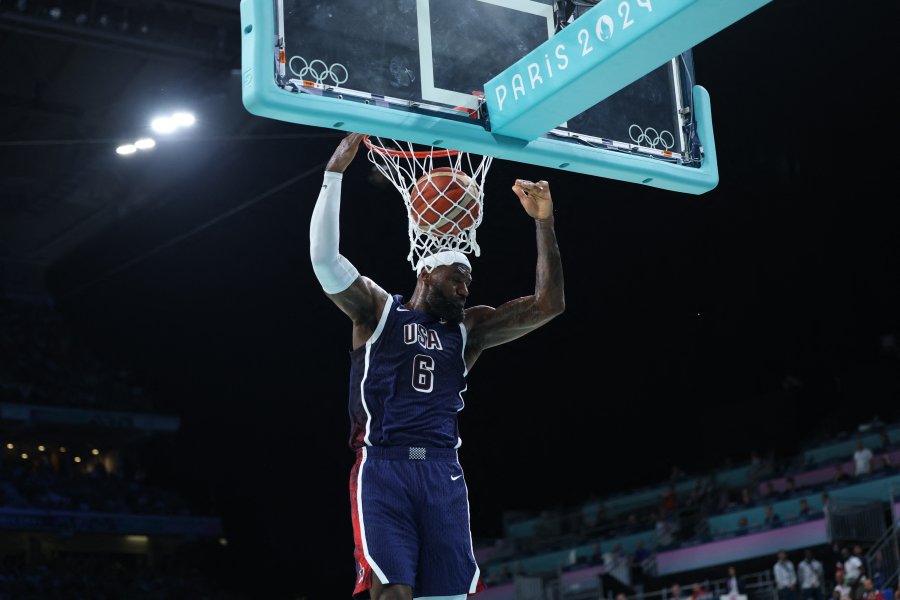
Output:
[3,0,900,597]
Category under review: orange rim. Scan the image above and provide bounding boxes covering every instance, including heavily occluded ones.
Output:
[363,135,459,159]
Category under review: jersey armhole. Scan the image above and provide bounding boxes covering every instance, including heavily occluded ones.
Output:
[458,321,468,377]
[366,295,393,347]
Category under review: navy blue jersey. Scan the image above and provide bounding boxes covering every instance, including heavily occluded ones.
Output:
[348,295,468,449]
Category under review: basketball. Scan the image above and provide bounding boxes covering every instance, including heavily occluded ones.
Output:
[408,167,481,236]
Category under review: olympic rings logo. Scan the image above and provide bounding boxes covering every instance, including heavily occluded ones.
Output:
[628,124,675,151]
[288,56,349,86]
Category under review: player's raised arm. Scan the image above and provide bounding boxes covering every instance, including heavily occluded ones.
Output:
[463,179,564,367]
[310,133,389,349]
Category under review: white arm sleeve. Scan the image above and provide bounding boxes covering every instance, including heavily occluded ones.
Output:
[310,171,360,294]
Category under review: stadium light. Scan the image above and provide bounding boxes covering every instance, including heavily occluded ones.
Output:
[151,111,195,134]
[134,138,156,150]
[74,456,82,463]
[20,453,28,460]
[150,116,176,134]
[38,445,45,452]
[116,144,137,155]
[5,443,12,450]
[172,112,195,127]
[59,446,67,453]
[92,448,100,456]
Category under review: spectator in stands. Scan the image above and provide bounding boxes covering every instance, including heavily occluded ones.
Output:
[671,583,685,600]
[749,450,766,488]
[736,516,749,535]
[830,544,845,581]
[878,431,891,450]
[726,565,741,598]
[589,543,603,566]
[833,464,848,484]
[860,578,883,600]
[822,494,834,534]
[774,550,799,600]
[854,441,874,477]
[690,582,709,600]
[762,481,777,500]
[661,485,678,517]
[632,542,651,600]
[613,543,627,560]
[617,593,629,600]
[785,477,797,497]
[626,512,640,531]
[868,549,887,589]
[834,572,851,600]
[740,488,755,507]
[764,505,783,528]
[655,513,676,547]
[843,547,864,599]
[798,499,813,520]
[799,549,824,600]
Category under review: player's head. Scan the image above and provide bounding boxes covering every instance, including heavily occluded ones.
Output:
[415,251,472,323]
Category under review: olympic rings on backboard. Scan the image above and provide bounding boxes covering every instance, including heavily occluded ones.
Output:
[628,124,675,151]
[288,55,349,86]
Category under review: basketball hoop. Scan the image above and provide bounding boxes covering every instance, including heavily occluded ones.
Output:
[364,136,493,271]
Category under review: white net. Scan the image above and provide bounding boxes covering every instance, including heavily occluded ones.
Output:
[365,136,493,271]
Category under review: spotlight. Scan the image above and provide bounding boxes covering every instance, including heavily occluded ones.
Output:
[151,117,176,134]
[38,445,46,452]
[74,456,82,463]
[21,453,28,460]
[171,112,195,127]
[5,443,13,450]
[116,144,137,155]
[134,138,156,150]
[91,448,100,456]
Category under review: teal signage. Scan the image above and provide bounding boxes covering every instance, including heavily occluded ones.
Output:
[484,0,773,140]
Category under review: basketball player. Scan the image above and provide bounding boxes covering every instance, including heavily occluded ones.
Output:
[310,133,565,600]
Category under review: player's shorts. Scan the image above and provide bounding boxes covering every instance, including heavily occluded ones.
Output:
[349,446,485,599]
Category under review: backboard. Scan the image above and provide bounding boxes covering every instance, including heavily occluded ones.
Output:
[241,0,719,193]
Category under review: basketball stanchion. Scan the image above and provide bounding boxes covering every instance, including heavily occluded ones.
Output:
[364,136,493,271]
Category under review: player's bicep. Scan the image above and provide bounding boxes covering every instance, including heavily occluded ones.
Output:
[326,276,389,327]
[465,296,555,351]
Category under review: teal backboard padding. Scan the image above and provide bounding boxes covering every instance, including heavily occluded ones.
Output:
[240,0,719,194]
[484,0,772,140]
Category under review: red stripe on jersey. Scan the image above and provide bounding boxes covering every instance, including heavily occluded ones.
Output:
[349,455,374,597]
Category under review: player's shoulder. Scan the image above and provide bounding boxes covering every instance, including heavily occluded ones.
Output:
[463,305,495,320]
[463,305,495,334]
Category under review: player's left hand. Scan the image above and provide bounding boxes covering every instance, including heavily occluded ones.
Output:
[325,132,366,174]
[512,179,553,220]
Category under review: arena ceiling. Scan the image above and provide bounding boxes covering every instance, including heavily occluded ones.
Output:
[0,0,277,292]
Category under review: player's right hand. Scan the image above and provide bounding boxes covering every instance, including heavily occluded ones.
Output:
[325,132,366,174]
